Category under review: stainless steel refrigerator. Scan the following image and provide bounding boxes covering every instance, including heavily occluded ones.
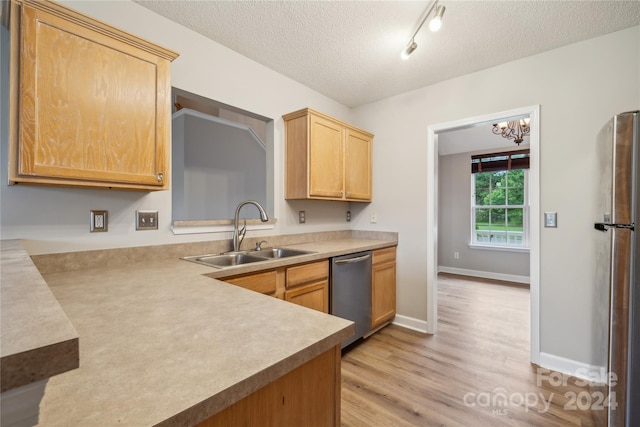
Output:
[594,111,639,427]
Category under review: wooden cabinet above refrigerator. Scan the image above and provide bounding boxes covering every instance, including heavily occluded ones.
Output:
[283,108,373,202]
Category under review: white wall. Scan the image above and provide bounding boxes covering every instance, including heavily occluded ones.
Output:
[438,152,529,278]
[351,26,640,365]
[0,1,353,255]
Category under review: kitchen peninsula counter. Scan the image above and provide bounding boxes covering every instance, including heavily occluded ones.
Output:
[4,234,397,426]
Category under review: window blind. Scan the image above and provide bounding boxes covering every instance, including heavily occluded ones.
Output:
[471,149,530,173]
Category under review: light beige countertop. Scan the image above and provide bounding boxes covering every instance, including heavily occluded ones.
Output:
[0,240,79,393]
[12,235,397,426]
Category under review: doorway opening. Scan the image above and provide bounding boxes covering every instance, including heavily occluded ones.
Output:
[426,105,540,364]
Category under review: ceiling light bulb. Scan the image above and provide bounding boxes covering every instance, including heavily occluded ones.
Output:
[401,41,418,60]
[429,5,445,32]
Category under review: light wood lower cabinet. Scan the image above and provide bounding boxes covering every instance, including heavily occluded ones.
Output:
[285,260,329,314]
[217,259,329,313]
[196,345,341,427]
[285,281,329,314]
[221,270,282,298]
[371,247,397,329]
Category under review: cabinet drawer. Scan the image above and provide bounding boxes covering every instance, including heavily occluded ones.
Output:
[286,260,329,288]
[373,247,396,265]
[224,271,277,295]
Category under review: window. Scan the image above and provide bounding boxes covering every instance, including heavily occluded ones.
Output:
[471,150,529,249]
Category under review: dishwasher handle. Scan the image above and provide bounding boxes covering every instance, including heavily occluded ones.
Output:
[334,254,371,265]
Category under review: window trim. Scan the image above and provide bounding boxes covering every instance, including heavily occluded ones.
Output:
[470,169,530,250]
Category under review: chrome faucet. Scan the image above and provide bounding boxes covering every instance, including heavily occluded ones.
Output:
[233,200,269,252]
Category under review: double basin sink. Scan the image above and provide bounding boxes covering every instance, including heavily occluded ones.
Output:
[182,247,315,269]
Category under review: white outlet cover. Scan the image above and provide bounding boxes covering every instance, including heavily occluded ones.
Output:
[90,210,108,232]
[544,212,557,228]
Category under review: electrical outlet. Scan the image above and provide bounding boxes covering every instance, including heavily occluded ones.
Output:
[454,251,460,259]
[544,212,557,228]
[90,210,108,232]
[136,210,158,230]
[299,210,306,224]
[346,211,351,222]
[370,212,378,223]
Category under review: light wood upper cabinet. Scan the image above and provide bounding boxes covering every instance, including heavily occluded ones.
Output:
[309,115,344,198]
[345,128,372,201]
[8,0,179,190]
[371,247,397,329]
[283,108,373,202]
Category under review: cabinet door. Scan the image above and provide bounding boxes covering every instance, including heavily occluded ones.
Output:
[372,248,397,329]
[285,280,329,313]
[308,115,344,198]
[11,2,175,190]
[345,129,372,201]
[196,346,340,427]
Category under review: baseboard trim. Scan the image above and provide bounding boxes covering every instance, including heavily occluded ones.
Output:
[391,314,429,334]
[538,352,608,383]
[438,266,530,285]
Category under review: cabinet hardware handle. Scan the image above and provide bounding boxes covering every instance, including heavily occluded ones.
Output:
[335,254,371,265]
[157,172,164,182]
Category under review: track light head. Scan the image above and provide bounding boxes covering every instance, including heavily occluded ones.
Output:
[401,1,446,59]
[401,40,418,60]
[429,5,446,32]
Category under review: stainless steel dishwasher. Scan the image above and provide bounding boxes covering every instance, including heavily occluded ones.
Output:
[331,251,372,349]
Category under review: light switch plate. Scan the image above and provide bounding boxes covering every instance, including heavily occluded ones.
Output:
[544,212,557,228]
[136,210,158,230]
[90,210,108,232]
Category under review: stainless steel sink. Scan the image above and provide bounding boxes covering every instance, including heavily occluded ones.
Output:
[182,247,315,269]
[182,253,268,269]
[246,248,314,259]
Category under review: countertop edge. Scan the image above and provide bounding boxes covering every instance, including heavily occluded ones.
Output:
[0,338,79,393]
[0,240,80,393]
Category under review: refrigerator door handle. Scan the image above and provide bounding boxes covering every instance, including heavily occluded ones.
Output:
[594,222,635,231]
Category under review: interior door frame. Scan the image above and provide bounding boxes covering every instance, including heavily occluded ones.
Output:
[425,105,541,365]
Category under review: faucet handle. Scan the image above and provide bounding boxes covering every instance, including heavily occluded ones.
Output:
[255,240,268,251]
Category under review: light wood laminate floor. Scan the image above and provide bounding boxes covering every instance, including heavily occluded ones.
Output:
[341,274,597,426]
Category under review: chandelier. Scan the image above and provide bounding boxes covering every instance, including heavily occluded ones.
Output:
[492,118,530,145]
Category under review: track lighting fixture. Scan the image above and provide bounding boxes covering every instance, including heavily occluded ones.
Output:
[401,40,418,60]
[401,0,446,59]
[429,4,446,32]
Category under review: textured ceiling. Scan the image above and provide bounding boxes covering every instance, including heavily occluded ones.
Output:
[135,0,640,107]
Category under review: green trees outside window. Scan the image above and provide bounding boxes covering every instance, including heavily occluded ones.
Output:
[472,169,527,246]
